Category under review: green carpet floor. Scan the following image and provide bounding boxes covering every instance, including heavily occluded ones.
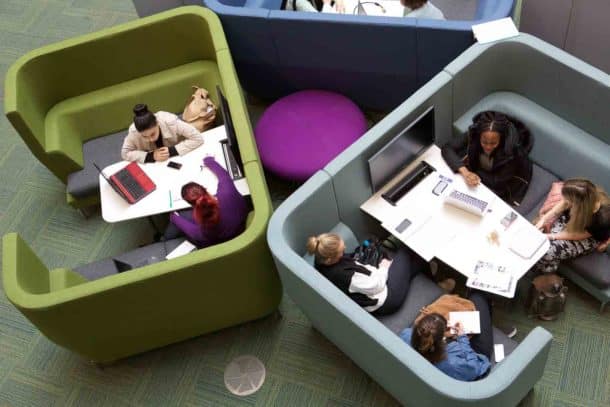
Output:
[0,1,609,406]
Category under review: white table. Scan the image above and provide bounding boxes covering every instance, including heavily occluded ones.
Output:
[334,0,404,17]
[361,145,549,298]
[99,125,250,223]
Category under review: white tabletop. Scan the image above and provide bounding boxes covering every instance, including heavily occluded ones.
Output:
[99,125,250,223]
[334,0,405,17]
[361,145,549,298]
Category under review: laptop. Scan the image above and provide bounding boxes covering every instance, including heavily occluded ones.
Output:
[216,85,245,180]
[94,161,156,204]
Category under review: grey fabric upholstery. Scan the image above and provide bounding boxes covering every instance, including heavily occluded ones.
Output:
[378,274,443,334]
[435,0,478,20]
[516,164,560,216]
[74,238,186,280]
[66,130,127,199]
[566,252,610,289]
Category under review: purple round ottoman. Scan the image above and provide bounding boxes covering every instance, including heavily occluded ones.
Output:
[255,90,367,181]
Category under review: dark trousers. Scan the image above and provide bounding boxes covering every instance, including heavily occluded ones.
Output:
[468,292,494,360]
[374,247,427,316]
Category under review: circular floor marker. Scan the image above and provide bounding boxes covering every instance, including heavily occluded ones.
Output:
[224,355,266,396]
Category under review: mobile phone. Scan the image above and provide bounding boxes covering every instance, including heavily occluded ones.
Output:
[395,218,412,234]
[432,180,448,196]
[501,211,518,229]
[167,161,182,170]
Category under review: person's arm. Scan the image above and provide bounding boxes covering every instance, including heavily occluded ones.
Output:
[442,336,491,381]
[203,156,236,198]
[172,119,204,156]
[536,199,569,229]
[169,211,210,247]
[441,136,480,186]
[121,130,148,163]
[548,231,592,241]
[598,238,610,252]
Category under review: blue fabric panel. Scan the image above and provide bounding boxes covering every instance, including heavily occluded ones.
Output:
[416,20,474,87]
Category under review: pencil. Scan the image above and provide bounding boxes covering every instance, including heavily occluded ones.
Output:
[169,190,173,208]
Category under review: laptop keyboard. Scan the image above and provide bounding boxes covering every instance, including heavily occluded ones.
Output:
[445,189,489,216]
[114,168,146,201]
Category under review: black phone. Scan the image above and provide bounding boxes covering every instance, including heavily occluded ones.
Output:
[167,161,182,170]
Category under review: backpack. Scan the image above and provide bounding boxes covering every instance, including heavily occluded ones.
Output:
[351,236,397,267]
[526,274,568,321]
[182,86,217,132]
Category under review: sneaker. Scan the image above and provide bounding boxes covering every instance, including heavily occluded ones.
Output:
[498,324,517,339]
[437,278,455,293]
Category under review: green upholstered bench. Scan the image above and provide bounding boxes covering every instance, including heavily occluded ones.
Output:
[4,7,231,208]
[2,8,282,363]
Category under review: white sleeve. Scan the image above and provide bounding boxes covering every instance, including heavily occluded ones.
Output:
[349,264,387,296]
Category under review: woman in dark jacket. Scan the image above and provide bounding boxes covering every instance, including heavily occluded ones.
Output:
[441,111,534,206]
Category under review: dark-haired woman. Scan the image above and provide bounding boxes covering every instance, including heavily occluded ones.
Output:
[121,104,203,163]
[399,292,493,381]
[167,157,248,248]
[441,111,534,206]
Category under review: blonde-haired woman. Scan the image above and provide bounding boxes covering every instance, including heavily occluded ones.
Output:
[534,178,610,274]
[306,233,425,315]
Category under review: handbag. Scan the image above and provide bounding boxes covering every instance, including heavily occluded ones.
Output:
[351,236,397,267]
[182,86,217,132]
[414,294,476,331]
[526,274,568,321]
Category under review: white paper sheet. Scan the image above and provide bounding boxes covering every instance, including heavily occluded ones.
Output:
[448,311,481,335]
[472,17,519,44]
[165,240,197,260]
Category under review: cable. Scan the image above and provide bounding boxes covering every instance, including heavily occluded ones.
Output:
[352,0,386,14]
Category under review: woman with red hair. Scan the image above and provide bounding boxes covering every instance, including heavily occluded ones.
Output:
[168,156,248,248]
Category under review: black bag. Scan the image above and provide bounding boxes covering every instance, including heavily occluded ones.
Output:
[351,236,396,267]
[526,274,568,321]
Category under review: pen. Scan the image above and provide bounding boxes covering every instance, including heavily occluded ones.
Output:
[169,190,173,208]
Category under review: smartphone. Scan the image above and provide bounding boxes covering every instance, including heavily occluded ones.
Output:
[432,180,448,196]
[501,211,518,229]
[167,161,182,170]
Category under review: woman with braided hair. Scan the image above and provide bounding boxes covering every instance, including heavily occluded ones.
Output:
[399,292,493,381]
[441,111,534,206]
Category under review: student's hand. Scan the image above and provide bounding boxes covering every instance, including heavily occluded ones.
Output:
[458,167,480,187]
[334,0,345,13]
[535,219,545,230]
[154,147,170,161]
[379,258,393,269]
[451,322,465,336]
[597,239,610,252]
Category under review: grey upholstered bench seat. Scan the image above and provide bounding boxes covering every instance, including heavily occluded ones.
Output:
[314,223,517,367]
[66,130,127,199]
[74,237,186,280]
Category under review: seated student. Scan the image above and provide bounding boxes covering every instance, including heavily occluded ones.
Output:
[441,111,534,206]
[283,0,344,13]
[166,157,248,248]
[534,178,610,274]
[306,233,430,315]
[401,0,445,19]
[399,292,492,381]
[121,104,203,163]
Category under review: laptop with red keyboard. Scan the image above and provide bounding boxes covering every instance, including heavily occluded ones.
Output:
[95,162,156,204]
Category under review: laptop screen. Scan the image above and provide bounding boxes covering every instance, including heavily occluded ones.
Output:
[216,86,244,171]
[368,106,435,192]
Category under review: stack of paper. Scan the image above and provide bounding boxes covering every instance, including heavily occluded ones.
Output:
[466,260,513,295]
[471,17,519,44]
[448,311,481,334]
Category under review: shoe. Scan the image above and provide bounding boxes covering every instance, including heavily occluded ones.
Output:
[498,324,517,339]
[437,278,455,293]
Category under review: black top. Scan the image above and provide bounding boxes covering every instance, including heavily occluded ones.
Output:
[315,256,381,309]
[587,210,610,242]
[144,130,178,163]
[441,116,534,205]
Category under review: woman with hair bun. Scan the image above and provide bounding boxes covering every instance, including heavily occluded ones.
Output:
[121,103,204,163]
[441,111,534,206]
[166,157,248,248]
[400,292,493,381]
[306,233,430,315]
